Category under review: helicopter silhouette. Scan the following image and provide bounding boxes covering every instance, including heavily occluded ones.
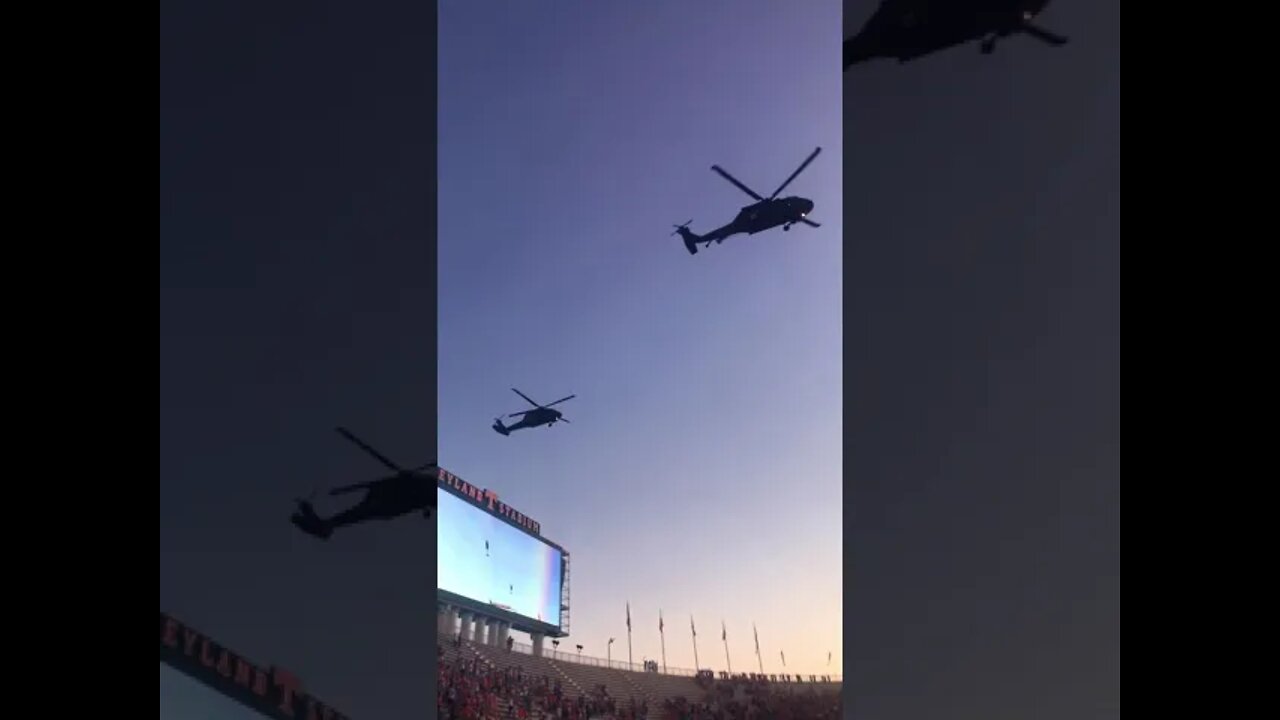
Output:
[672,147,823,256]
[492,388,575,435]
[290,426,437,540]
[845,0,1068,69]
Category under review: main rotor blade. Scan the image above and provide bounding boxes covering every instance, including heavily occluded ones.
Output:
[415,461,438,471]
[335,427,403,472]
[769,147,822,200]
[711,165,764,201]
[1022,23,1068,46]
[511,387,541,408]
[543,394,576,408]
[558,417,571,424]
[800,218,821,228]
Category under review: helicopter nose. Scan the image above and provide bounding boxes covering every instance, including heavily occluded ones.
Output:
[801,199,815,215]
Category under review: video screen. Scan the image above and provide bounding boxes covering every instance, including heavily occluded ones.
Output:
[160,664,263,720]
[437,487,563,628]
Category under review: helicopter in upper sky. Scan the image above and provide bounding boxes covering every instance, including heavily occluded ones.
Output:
[672,146,823,256]
[290,426,437,540]
[844,0,1068,69]
[493,388,576,435]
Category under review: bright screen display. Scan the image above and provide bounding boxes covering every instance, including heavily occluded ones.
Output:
[160,664,263,720]
[437,487,563,628]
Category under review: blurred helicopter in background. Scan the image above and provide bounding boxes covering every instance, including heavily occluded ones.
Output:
[290,426,436,540]
[845,0,1068,69]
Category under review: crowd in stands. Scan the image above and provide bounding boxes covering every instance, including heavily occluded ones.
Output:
[438,641,839,720]
[708,671,837,685]
[438,643,650,719]
[663,675,842,720]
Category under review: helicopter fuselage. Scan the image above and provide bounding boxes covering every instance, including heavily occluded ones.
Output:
[345,472,437,519]
[290,427,439,539]
[846,0,1063,66]
[734,197,815,234]
[507,408,561,430]
[705,196,816,242]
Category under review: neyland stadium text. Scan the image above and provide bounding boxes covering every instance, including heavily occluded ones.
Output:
[159,612,350,720]
[437,467,541,536]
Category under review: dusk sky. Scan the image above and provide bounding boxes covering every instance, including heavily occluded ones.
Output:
[438,0,843,676]
[161,0,1118,717]
[161,1,439,717]
[840,1,1120,718]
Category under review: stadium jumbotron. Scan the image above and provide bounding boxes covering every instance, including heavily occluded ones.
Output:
[435,466,842,718]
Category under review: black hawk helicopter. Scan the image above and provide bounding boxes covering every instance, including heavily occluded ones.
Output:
[493,388,575,435]
[672,147,823,256]
[844,0,1068,69]
[290,426,437,540]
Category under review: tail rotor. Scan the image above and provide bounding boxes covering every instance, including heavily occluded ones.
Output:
[671,219,702,255]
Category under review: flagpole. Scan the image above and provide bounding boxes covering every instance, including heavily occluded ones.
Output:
[626,602,633,669]
[753,623,763,675]
[722,621,732,675]
[691,616,700,671]
[660,609,670,671]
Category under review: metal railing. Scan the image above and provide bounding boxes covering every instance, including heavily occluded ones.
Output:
[501,640,841,683]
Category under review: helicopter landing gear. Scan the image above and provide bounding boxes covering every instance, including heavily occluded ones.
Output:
[783,224,791,231]
[980,36,996,54]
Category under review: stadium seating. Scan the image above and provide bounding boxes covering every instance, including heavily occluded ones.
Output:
[439,638,841,720]
[466,640,669,705]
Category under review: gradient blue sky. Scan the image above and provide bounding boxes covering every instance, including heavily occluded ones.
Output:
[438,0,843,675]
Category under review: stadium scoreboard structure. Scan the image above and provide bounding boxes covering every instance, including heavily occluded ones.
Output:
[437,467,571,647]
[159,611,350,720]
